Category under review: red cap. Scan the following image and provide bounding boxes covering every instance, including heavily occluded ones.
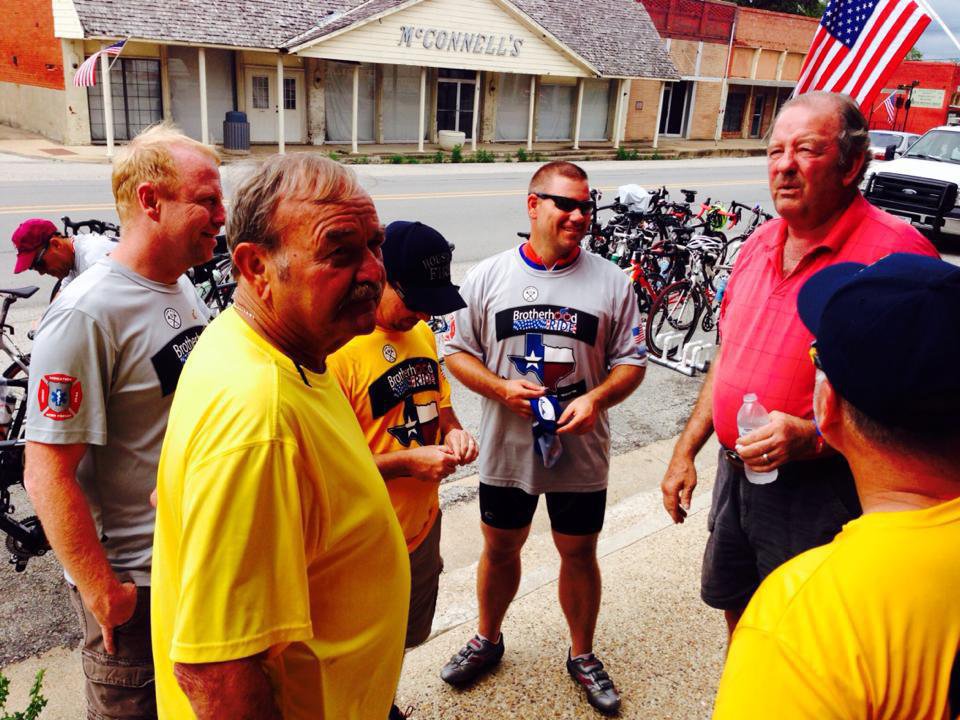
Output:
[11,219,57,274]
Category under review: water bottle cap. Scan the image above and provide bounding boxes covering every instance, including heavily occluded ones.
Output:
[743,393,757,403]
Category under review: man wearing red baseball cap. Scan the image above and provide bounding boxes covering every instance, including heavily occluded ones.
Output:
[11,218,115,287]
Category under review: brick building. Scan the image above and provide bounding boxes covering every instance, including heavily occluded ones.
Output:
[629,0,817,145]
[0,0,679,150]
[868,60,960,134]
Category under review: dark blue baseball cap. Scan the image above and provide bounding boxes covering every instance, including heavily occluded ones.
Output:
[382,221,466,316]
[797,253,960,432]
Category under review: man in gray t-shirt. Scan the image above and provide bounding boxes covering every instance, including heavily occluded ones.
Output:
[23,126,224,720]
[440,162,646,716]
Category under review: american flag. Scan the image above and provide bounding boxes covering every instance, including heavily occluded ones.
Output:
[794,0,930,110]
[882,90,897,124]
[73,40,126,88]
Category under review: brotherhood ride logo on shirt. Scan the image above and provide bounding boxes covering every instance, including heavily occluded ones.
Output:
[38,373,83,420]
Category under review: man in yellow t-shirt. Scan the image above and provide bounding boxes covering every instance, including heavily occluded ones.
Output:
[151,154,409,720]
[329,221,478,657]
[714,253,960,720]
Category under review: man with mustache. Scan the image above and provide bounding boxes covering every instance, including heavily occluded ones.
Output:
[24,124,222,719]
[660,91,937,641]
[151,154,409,720]
[328,220,478,720]
[439,161,647,715]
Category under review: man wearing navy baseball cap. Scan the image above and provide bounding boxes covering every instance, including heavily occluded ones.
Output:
[327,220,477,720]
[714,253,960,719]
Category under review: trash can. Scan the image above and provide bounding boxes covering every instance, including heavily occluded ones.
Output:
[223,111,250,153]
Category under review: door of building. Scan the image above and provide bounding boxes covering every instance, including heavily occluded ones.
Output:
[245,68,305,143]
[437,69,476,139]
[750,94,766,138]
[659,81,691,136]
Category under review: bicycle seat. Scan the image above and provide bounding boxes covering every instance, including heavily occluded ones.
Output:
[0,286,39,299]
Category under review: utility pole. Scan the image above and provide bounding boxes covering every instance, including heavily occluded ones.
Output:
[901,79,920,132]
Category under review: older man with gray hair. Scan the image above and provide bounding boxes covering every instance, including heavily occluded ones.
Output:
[659,91,938,639]
[151,154,409,720]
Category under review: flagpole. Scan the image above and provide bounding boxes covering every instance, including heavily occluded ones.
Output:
[101,49,115,160]
[914,0,960,55]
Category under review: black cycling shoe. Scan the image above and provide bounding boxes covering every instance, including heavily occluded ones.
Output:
[439,634,505,686]
[566,650,621,716]
[388,704,412,719]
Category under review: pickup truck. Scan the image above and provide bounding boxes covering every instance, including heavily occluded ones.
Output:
[863,125,960,244]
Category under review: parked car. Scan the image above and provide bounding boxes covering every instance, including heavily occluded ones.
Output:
[868,130,920,160]
[863,125,960,244]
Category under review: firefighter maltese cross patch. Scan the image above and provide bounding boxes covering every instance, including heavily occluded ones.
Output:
[38,373,83,421]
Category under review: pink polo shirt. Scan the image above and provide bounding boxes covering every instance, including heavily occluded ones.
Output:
[713,194,937,449]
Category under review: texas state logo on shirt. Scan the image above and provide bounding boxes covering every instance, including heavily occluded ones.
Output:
[387,396,440,447]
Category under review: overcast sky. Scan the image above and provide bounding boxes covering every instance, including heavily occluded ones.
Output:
[914,0,960,60]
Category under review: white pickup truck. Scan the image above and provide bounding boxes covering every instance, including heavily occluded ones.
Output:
[863,124,960,244]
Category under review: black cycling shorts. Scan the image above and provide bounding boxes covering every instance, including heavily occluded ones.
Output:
[479,483,607,536]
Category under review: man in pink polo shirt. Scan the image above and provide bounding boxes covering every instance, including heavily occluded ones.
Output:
[660,91,937,639]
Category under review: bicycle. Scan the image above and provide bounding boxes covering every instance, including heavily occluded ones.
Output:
[645,236,727,359]
[0,285,50,572]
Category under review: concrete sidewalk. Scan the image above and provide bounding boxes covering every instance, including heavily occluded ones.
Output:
[0,122,766,166]
[0,435,726,719]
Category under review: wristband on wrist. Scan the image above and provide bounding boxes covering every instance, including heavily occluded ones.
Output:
[813,420,826,454]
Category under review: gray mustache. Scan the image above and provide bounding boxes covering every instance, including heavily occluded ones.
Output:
[345,282,381,304]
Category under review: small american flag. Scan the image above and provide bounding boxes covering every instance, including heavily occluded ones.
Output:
[883,90,897,124]
[794,0,930,111]
[73,40,126,88]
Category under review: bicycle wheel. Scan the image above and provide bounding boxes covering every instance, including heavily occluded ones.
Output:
[646,281,702,359]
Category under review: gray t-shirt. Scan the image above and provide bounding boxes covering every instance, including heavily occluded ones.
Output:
[444,246,646,493]
[62,233,117,289]
[26,258,209,584]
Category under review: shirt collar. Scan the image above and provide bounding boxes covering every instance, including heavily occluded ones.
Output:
[519,242,581,271]
[764,193,868,259]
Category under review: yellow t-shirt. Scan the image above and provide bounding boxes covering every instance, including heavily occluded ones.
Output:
[714,495,960,720]
[328,321,452,552]
[151,309,409,720]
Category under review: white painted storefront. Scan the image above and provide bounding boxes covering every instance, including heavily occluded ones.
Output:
[288,0,623,151]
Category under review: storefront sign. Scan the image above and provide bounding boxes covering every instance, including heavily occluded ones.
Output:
[910,88,945,109]
[398,26,523,57]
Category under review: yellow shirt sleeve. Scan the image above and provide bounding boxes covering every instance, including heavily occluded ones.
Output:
[713,626,846,720]
[170,439,315,664]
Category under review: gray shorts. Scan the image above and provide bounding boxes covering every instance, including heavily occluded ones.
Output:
[68,583,156,720]
[700,448,861,611]
[405,511,443,648]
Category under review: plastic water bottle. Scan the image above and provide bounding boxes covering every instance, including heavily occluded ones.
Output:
[737,393,778,484]
[715,274,729,305]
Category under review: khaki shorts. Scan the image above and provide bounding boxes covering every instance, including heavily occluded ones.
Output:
[68,583,157,720]
[405,512,443,648]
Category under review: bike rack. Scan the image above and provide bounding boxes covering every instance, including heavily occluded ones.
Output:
[649,332,716,377]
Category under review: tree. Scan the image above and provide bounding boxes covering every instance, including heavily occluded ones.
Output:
[733,0,826,18]
[906,46,923,60]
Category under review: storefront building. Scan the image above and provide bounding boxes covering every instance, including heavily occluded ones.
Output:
[631,0,817,145]
[870,61,960,134]
[1,0,679,151]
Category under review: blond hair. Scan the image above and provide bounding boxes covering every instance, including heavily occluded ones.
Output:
[111,123,220,221]
[227,153,364,263]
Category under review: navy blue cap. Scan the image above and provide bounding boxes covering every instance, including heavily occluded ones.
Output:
[797,253,960,431]
[382,221,466,316]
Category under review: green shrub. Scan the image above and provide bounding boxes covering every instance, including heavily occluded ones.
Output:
[472,149,495,163]
[352,156,370,164]
[388,154,406,164]
[516,148,528,162]
[0,669,48,720]
[327,151,341,162]
[615,147,640,161]
[432,151,445,164]
[451,144,464,163]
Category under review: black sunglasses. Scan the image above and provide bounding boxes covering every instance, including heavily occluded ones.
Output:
[31,244,49,271]
[535,193,593,215]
